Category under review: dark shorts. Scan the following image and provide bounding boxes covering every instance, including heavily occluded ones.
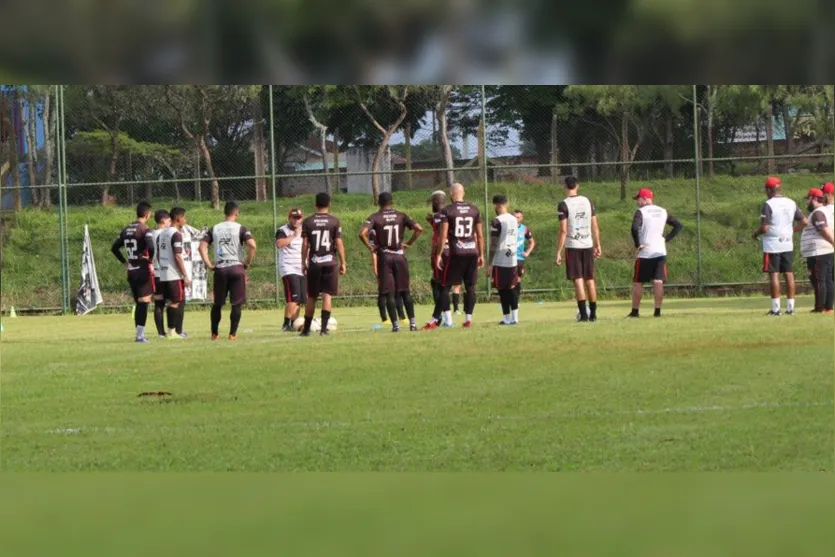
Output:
[307,263,339,298]
[282,274,307,304]
[159,279,185,304]
[565,248,595,281]
[213,265,247,306]
[432,253,450,283]
[517,260,526,279]
[378,252,410,294]
[633,256,667,284]
[492,265,518,290]
[763,252,793,274]
[442,254,479,287]
[153,275,163,298]
[128,265,155,301]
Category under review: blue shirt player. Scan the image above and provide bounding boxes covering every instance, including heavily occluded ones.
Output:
[513,209,536,295]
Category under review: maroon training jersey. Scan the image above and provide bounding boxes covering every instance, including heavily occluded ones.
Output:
[302,213,342,266]
[431,211,450,260]
[440,201,482,257]
[363,209,417,253]
[114,221,154,270]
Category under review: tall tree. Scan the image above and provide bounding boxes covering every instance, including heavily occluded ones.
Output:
[354,86,409,200]
[434,85,455,187]
[304,86,333,195]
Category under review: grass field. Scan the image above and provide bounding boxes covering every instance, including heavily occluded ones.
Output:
[2,296,832,471]
[2,174,833,309]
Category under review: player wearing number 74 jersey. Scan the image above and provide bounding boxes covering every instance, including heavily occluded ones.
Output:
[301,192,347,336]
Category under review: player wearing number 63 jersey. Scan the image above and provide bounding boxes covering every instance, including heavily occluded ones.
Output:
[360,192,423,332]
[301,192,346,337]
[111,201,156,343]
[435,183,485,328]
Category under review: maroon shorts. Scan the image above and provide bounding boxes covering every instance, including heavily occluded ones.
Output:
[378,252,410,294]
[282,274,307,304]
[432,253,450,283]
[307,263,339,298]
[633,256,667,284]
[491,265,518,290]
[159,279,185,304]
[565,248,595,281]
[128,264,155,301]
[442,254,479,287]
[213,265,247,306]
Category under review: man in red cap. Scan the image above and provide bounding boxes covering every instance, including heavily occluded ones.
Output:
[627,188,683,318]
[752,176,805,315]
[800,188,834,313]
[275,208,306,331]
[821,182,834,207]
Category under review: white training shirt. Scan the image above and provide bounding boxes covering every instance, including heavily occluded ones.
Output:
[276,223,304,277]
[637,204,669,259]
[559,195,595,249]
[209,221,252,269]
[151,228,166,277]
[155,226,186,282]
[490,212,519,268]
[760,196,800,254]
[800,206,834,257]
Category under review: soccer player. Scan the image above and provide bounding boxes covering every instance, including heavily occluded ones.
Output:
[423,190,449,329]
[628,188,683,318]
[435,183,485,328]
[369,228,406,325]
[155,207,192,338]
[199,201,257,340]
[110,201,156,342]
[275,208,306,332]
[487,195,520,325]
[360,192,423,332]
[800,188,835,313]
[151,209,171,338]
[822,182,834,207]
[514,209,535,297]
[300,192,346,337]
[752,176,804,316]
[555,176,601,322]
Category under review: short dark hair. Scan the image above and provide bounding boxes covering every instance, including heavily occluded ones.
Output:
[513,209,523,215]
[378,192,393,206]
[136,201,152,218]
[492,194,508,205]
[315,192,331,208]
[564,176,578,189]
[170,207,186,221]
[154,209,170,224]
[224,201,239,217]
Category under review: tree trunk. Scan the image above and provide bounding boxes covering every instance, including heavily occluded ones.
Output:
[318,127,330,195]
[8,93,22,211]
[707,99,715,179]
[589,140,598,180]
[663,110,674,178]
[198,135,220,209]
[103,127,120,205]
[41,90,53,208]
[550,112,560,183]
[781,102,793,171]
[404,122,412,190]
[436,93,454,188]
[194,149,202,201]
[765,103,775,174]
[24,94,39,207]
[332,131,340,194]
[754,121,762,173]
[620,112,629,201]
[252,93,267,202]
[371,137,393,200]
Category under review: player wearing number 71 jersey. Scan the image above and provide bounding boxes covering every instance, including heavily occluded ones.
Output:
[301,192,347,336]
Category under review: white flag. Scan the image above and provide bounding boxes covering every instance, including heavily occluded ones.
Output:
[76,224,103,315]
[181,224,208,301]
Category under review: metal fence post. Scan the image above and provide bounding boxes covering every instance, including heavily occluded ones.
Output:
[481,85,491,300]
[55,85,68,313]
[60,85,71,314]
[269,85,280,307]
[692,85,703,295]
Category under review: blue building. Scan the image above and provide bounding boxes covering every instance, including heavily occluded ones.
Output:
[1,85,47,209]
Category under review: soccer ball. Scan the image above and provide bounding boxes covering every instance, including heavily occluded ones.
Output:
[326,317,338,332]
[310,318,322,332]
[292,317,305,331]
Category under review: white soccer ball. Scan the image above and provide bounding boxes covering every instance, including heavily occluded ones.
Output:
[292,317,305,331]
[310,318,322,332]
[326,317,338,332]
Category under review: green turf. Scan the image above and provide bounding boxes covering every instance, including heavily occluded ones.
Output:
[1,296,832,471]
[2,173,832,309]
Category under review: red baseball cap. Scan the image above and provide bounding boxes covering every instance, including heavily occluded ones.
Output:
[765,176,782,188]
[822,182,834,194]
[633,188,653,200]
[807,188,824,199]
[288,208,303,218]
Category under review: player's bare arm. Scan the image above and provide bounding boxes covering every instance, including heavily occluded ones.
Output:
[275,228,300,249]
[301,237,310,274]
[592,216,602,258]
[556,220,567,265]
[404,222,423,249]
[198,239,214,270]
[753,204,770,239]
[476,222,485,269]
[359,224,374,252]
[111,236,129,268]
[487,229,499,276]
[371,251,378,277]
[244,238,256,269]
[434,221,449,270]
[525,234,536,258]
[336,237,347,275]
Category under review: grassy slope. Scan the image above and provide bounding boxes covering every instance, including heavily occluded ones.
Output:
[1,297,832,472]
[1,174,832,309]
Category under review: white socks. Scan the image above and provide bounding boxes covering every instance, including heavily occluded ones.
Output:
[771,299,780,313]
[136,325,145,338]
[465,313,473,323]
[787,299,795,313]
[443,311,453,326]
[503,314,511,324]
[511,309,519,323]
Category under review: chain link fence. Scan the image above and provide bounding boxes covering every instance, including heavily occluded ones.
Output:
[1,85,833,313]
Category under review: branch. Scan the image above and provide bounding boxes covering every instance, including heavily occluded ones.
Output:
[165,86,196,142]
[303,93,328,133]
[354,86,389,136]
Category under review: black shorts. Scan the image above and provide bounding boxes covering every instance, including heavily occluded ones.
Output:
[153,275,163,298]
[633,256,667,284]
[307,263,339,298]
[491,265,518,290]
[763,252,793,274]
[378,252,410,294]
[128,264,155,301]
[213,265,247,306]
[517,260,526,279]
[159,279,185,304]
[565,248,595,281]
[442,254,479,287]
[282,274,307,304]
